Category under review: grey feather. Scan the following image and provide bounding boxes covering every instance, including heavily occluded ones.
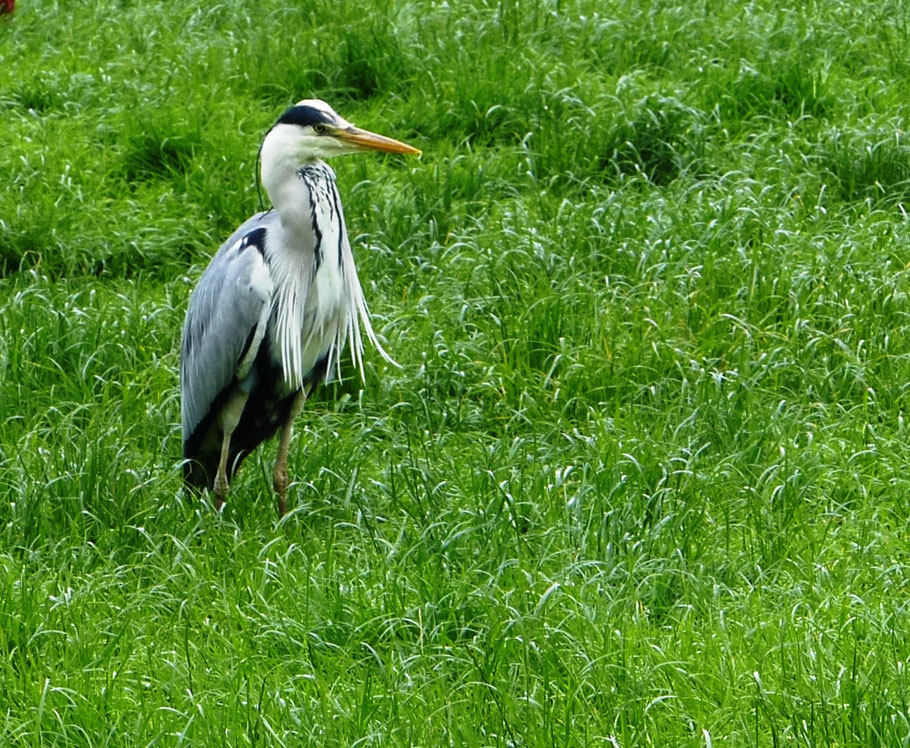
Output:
[180,212,275,449]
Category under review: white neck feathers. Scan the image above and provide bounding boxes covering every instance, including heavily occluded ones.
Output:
[259,135,394,388]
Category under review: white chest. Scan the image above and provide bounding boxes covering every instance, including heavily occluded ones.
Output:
[300,258,349,368]
[267,234,353,389]
[264,161,369,390]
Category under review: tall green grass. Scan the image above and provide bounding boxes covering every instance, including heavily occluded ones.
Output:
[1,0,909,744]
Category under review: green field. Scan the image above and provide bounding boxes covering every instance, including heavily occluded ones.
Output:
[2,0,909,744]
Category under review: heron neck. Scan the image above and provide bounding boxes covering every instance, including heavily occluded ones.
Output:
[260,158,318,232]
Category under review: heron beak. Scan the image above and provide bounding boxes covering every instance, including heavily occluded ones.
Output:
[336,126,422,156]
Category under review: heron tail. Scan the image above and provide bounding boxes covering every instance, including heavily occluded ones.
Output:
[183,456,216,493]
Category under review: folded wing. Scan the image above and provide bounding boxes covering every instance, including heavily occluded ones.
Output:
[181,213,276,486]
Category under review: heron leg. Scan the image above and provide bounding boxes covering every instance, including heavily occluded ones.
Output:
[273,387,309,517]
[213,389,249,509]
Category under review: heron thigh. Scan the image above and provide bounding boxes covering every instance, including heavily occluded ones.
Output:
[218,388,250,486]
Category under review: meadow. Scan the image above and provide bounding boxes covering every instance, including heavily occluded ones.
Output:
[1,0,909,744]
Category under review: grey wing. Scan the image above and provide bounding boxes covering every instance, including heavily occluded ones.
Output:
[180,213,275,455]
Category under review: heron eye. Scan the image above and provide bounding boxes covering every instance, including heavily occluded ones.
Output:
[313,124,327,134]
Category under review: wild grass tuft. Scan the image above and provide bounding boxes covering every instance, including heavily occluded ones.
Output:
[818,124,910,207]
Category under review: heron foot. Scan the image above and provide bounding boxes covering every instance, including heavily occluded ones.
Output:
[213,473,229,511]
[272,388,307,520]
[273,469,288,517]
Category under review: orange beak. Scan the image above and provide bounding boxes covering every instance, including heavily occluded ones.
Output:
[336,126,422,156]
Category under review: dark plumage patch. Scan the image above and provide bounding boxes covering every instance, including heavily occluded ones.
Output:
[239,227,267,255]
[276,105,335,129]
[182,329,331,492]
[236,325,259,368]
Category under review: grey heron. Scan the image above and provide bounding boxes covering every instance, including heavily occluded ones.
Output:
[180,99,420,515]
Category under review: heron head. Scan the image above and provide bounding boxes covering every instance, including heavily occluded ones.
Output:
[265,99,421,162]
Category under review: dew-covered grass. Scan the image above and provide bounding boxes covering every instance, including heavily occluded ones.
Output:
[1,0,909,744]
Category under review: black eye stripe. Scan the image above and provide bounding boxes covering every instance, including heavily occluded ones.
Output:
[276,105,335,128]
